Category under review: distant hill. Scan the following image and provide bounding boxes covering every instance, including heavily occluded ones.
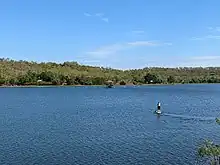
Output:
[1,58,220,86]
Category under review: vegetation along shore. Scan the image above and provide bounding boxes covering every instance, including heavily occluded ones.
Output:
[1,58,220,86]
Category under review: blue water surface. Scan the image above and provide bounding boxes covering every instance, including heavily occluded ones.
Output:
[0,84,220,165]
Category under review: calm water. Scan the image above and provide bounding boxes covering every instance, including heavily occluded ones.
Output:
[0,84,220,165]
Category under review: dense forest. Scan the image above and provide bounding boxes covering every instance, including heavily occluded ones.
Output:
[1,58,220,86]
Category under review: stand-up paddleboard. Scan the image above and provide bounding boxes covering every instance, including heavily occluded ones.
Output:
[154,109,162,114]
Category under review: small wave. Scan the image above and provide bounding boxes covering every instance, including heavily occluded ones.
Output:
[162,113,215,121]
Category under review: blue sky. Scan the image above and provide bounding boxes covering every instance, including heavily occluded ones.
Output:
[0,0,220,69]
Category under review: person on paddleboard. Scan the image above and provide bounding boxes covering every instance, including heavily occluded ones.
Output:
[157,102,161,110]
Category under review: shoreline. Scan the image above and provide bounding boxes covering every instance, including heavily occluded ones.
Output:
[1,83,220,88]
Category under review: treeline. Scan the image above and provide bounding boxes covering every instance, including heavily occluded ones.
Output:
[1,58,220,86]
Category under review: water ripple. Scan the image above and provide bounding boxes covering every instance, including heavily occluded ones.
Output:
[1,85,220,165]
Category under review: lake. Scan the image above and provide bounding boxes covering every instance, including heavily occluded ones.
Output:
[0,84,220,165]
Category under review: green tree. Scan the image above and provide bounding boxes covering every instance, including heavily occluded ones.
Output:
[0,77,5,85]
[167,75,175,84]
[198,140,220,165]
[65,76,74,85]
[144,73,158,84]
[9,78,17,85]
[119,80,126,85]
[52,77,61,85]
[17,75,28,85]
[74,76,81,85]
[25,71,38,84]
[39,71,54,82]
[198,120,220,165]
[91,77,106,85]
